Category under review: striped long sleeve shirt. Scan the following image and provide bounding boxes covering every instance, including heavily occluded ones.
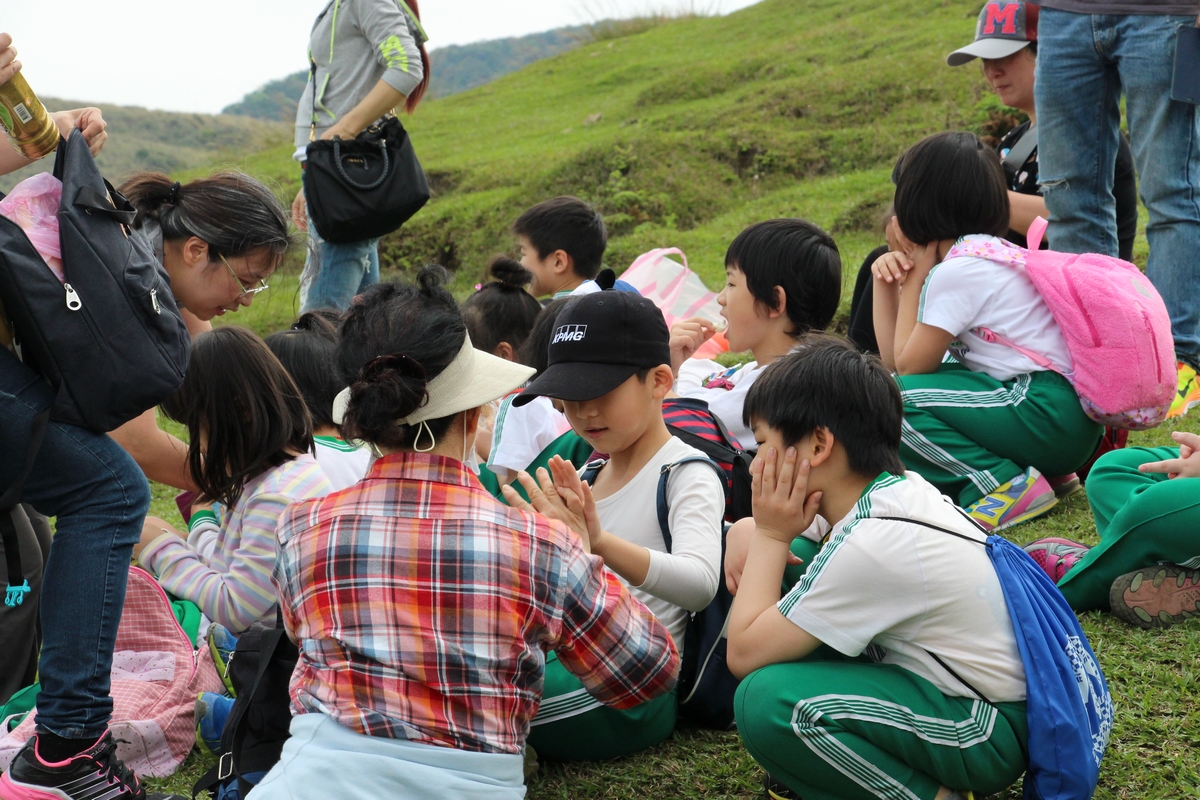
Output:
[141,454,332,633]
[273,452,680,754]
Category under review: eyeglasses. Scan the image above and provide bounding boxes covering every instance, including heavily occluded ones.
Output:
[220,253,269,298]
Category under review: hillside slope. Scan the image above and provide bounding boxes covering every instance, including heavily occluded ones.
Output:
[203,0,1004,303]
[0,100,287,194]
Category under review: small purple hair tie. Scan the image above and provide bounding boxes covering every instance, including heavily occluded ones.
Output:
[474,283,483,291]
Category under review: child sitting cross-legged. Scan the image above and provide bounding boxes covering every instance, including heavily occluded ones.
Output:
[725,335,1029,800]
[873,131,1102,530]
[501,290,726,761]
[1025,430,1200,628]
[252,269,679,799]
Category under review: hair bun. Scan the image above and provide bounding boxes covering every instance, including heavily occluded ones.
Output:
[488,256,533,290]
[349,353,430,424]
[416,264,451,292]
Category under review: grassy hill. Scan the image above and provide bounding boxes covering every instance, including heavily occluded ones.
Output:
[0,100,286,194]
[191,0,1072,321]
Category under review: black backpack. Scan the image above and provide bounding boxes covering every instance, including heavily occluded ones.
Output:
[0,129,190,611]
[193,622,298,800]
[582,452,742,731]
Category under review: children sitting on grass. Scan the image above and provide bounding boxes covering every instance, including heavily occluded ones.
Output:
[1025,430,1200,628]
[265,311,371,491]
[671,218,842,451]
[254,270,678,799]
[132,326,333,634]
[725,336,1029,800]
[501,290,726,761]
[872,131,1101,531]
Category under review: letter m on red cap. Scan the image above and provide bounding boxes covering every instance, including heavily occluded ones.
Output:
[983,2,1019,35]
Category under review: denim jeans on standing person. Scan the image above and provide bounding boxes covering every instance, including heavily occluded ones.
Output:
[0,347,149,740]
[298,222,380,313]
[1035,8,1200,368]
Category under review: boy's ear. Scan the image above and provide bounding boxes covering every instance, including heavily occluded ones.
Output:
[650,365,674,399]
[493,341,516,362]
[768,285,787,318]
[808,426,835,467]
[552,249,573,276]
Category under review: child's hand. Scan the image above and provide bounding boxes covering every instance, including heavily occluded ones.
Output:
[1140,431,1200,479]
[750,447,822,544]
[871,250,913,285]
[502,460,602,553]
[724,518,803,595]
[669,317,718,376]
[547,456,606,552]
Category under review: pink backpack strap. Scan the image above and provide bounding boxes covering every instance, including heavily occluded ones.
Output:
[972,326,1058,372]
[1026,217,1049,251]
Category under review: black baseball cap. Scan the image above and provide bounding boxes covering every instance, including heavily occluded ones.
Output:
[512,291,671,406]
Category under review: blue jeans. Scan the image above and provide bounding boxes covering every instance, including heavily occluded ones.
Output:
[299,224,380,313]
[1035,9,1200,367]
[0,347,149,739]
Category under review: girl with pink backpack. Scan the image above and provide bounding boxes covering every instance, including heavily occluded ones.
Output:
[872,131,1109,531]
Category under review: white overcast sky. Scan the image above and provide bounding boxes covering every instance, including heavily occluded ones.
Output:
[3,0,760,114]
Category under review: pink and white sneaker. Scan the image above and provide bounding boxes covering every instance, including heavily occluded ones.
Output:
[1023,537,1090,583]
[0,731,184,800]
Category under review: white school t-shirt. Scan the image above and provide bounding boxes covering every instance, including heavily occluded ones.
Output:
[675,358,766,451]
[487,395,572,475]
[313,436,372,491]
[918,235,1071,381]
[778,471,1026,702]
[590,436,725,651]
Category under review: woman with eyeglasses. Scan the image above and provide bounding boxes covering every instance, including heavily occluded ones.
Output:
[107,172,292,491]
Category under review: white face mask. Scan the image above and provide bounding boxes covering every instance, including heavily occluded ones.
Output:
[462,416,480,474]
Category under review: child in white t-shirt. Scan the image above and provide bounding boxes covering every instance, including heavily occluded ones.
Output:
[670,219,842,451]
[266,312,370,491]
[502,290,725,761]
[872,131,1101,532]
[724,336,1029,800]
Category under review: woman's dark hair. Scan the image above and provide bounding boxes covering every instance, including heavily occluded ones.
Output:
[264,312,343,431]
[724,219,842,338]
[744,334,905,477]
[462,256,542,356]
[160,326,313,507]
[892,131,1010,246]
[336,266,467,450]
[513,196,608,280]
[518,296,575,377]
[402,0,431,112]
[121,172,292,268]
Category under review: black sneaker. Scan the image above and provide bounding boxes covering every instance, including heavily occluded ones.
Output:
[0,731,185,800]
[763,772,802,799]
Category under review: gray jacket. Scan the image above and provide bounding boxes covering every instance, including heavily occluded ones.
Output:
[293,0,427,153]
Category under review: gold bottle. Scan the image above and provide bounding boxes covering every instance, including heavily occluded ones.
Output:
[0,71,58,160]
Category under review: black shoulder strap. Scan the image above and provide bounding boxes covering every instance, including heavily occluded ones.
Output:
[655,456,725,552]
[871,513,994,704]
[1003,122,1038,171]
[1,404,51,607]
[580,458,607,487]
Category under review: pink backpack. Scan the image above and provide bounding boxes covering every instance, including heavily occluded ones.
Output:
[0,566,224,777]
[945,218,1175,430]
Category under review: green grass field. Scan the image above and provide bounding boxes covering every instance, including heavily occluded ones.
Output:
[139,0,1198,795]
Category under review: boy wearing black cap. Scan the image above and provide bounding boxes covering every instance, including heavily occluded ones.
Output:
[502,291,725,761]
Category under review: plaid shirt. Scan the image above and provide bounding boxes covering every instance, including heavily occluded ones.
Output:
[273,452,679,755]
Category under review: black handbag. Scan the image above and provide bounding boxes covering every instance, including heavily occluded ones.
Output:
[302,63,430,244]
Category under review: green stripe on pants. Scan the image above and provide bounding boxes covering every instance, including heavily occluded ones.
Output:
[736,658,1028,800]
[526,649,677,761]
[1059,446,1200,610]
[896,365,1101,506]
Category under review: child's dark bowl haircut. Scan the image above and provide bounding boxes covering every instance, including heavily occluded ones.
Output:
[265,312,344,431]
[336,266,466,450]
[462,256,542,355]
[160,326,313,507]
[743,334,905,477]
[519,296,575,377]
[725,219,842,337]
[513,196,607,280]
[893,131,1010,246]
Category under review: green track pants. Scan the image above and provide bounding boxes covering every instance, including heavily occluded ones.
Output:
[1059,446,1200,610]
[896,364,1102,506]
[526,650,677,761]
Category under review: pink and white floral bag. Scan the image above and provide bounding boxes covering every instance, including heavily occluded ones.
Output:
[0,566,224,777]
[945,217,1175,430]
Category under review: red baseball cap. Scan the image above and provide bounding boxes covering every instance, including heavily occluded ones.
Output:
[947,1,1039,66]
